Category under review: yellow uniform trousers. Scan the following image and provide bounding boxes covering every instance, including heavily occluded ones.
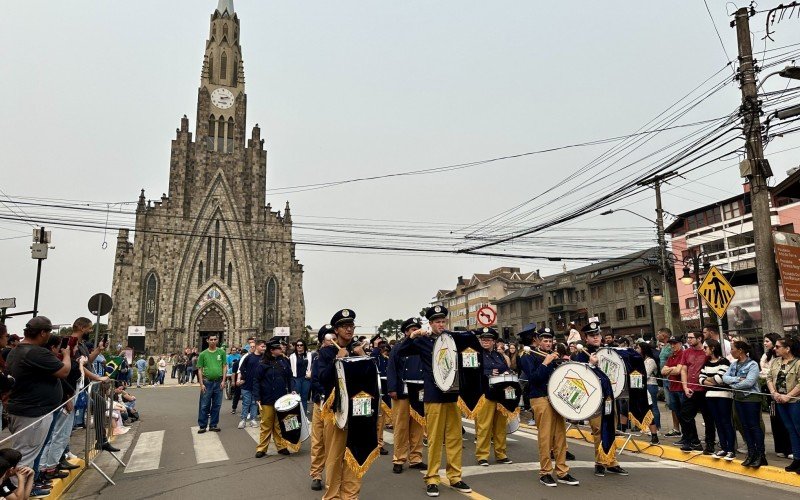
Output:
[474,401,508,462]
[257,404,287,453]
[423,402,462,486]
[531,397,569,477]
[589,414,619,467]
[323,415,362,500]
[391,398,424,465]
[309,403,326,480]
[377,408,386,448]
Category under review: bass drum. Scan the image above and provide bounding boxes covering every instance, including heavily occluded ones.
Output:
[274,394,310,445]
[547,362,604,421]
[432,333,459,393]
[596,348,627,398]
[506,414,520,434]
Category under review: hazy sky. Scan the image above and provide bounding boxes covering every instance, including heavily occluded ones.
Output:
[2,1,800,335]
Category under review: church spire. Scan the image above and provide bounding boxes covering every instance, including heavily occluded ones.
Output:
[216,0,234,16]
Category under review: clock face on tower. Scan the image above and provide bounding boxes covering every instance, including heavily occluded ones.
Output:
[210,88,235,109]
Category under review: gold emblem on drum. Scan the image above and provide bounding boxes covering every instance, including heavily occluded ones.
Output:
[351,391,373,417]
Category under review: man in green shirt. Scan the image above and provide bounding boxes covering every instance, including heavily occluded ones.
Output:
[197,335,227,433]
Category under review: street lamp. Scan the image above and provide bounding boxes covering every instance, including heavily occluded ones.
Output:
[600,209,655,225]
[681,249,710,330]
[757,65,800,91]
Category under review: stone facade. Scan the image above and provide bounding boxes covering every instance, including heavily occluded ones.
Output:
[109,2,305,353]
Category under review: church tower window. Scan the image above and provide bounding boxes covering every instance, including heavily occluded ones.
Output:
[220,52,227,81]
[227,263,233,287]
[232,59,238,85]
[198,262,204,286]
[144,273,158,330]
[223,24,229,39]
[264,277,278,330]
[207,115,215,150]
[220,238,227,279]
[214,220,220,275]
[205,237,212,280]
[208,55,214,83]
[216,116,225,152]
[226,118,234,152]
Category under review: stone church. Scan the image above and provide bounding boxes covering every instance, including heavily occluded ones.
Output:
[109,0,305,353]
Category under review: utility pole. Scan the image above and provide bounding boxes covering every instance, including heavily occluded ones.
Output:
[734,8,784,336]
[638,174,675,332]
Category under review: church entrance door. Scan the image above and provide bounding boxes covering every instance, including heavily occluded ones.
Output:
[198,308,226,351]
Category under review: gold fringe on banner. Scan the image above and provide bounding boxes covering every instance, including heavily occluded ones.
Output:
[596,441,618,466]
[381,400,393,420]
[321,389,336,423]
[344,446,380,479]
[495,403,520,420]
[628,410,654,433]
[410,408,426,428]
[458,395,486,420]
[284,438,302,453]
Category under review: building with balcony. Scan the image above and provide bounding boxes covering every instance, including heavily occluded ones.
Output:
[431,267,542,330]
[666,170,800,330]
[493,248,674,339]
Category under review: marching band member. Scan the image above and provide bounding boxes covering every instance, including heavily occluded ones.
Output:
[474,327,513,467]
[519,327,579,487]
[573,321,629,478]
[387,318,426,474]
[309,325,335,491]
[398,306,472,497]
[252,338,292,458]
[317,309,367,499]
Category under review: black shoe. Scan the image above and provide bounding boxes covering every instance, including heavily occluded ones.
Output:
[393,464,403,474]
[539,474,557,487]
[409,462,427,470]
[101,442,120,452]
[650,434,660,445]
[426,484,439,497]
[42,469,69,480]
[741,452,755,467]
[209,427,221,432]
[786,459,800,472]
[379,447,389,455]
[197,428,207,434]
[557,473,580,486]
[566,451,575,461]
[422,438,429,447]
[477,459,489,466]
[311,479,323,490]
[594,465,605,477]
[680,443,702,452]
[58,459,80,470]
[606,465,629,476]
[496,457,513,464]
[450,481,471,493]
[255,451,266,458]
[749,453,767,468]
[702,447,714,456]
[277,448,290,456]
[674,439,687,446]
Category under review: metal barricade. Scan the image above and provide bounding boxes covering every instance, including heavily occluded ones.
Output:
[84,380,125,485]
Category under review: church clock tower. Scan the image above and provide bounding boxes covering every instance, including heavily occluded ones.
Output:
[109,0,305,353]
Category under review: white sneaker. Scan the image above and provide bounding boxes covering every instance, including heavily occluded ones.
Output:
[65,452,78,460]
[238,420,246,429]
[249,419,258,428]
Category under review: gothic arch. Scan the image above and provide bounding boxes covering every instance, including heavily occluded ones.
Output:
[264,276,278,331]
[143,271,158,330]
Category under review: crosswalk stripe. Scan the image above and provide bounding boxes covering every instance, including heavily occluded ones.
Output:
[456,460,679,478]
[245,425,260,443]
[382,430,394,445]
[125,430,164,473]
[461,419,519,442]
[190,426,229,463]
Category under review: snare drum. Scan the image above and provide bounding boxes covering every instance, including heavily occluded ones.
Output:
[547,362,604,421]
[596,348,627,398]
[275,394,310,447]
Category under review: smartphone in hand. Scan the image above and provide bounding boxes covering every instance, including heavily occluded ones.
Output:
[102,334,109,347]
[60,336,70,349]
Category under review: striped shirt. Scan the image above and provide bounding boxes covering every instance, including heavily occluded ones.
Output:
[698,358,732,398]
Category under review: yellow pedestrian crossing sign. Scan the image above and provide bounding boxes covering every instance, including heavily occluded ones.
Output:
[698,266,735,318]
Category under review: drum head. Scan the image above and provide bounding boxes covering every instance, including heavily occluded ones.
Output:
[506,414,520,434]
[547,362,604,421]
[432,334,458,392]
[335,360,349,429]
[299,408,311,443]
[274,394,300,412]
[596,348,627,398]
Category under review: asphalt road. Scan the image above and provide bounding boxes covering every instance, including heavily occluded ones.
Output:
[65,384,796,500]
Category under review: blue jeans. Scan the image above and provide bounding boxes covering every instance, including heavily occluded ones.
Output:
[776,401,800,458]
[240,389,259,421]
[735,400,765,454]
[33,412,59,478]
[198,380,223,429]
[293,377,311,413]
[706,396,735,453]
[647,385,661,430]
[41,408,75,468]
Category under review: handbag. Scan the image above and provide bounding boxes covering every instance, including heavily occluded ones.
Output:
[75,389,89,410]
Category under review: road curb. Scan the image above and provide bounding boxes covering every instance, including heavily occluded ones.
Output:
[45,457,86,499]
[535,425,800,488]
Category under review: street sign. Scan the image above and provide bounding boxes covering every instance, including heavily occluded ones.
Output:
[273,326,290,337]
[774,231,800,302]
[698,265,735,318]
[127,325,146,337]
[477,305,497,327]
[88,293,113,316]
[0,298,15,309]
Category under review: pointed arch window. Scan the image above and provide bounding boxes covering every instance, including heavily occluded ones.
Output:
[216,116,225,152]
[208,54,214,83]
[220,52,227,81]
[227,263,233,288]
[223,24,229,39]
[214,220,220,275]
[144,273,158,330]
[231,59,238,85]
[205,237,212,280]
[212,25,217,38]
[226,117,234,152]
[220,239,227,279]
[264,277,278,330]
[198,261,204,286]
[207,115,216,150]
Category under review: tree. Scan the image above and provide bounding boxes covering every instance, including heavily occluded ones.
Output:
[378,319,404,340]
